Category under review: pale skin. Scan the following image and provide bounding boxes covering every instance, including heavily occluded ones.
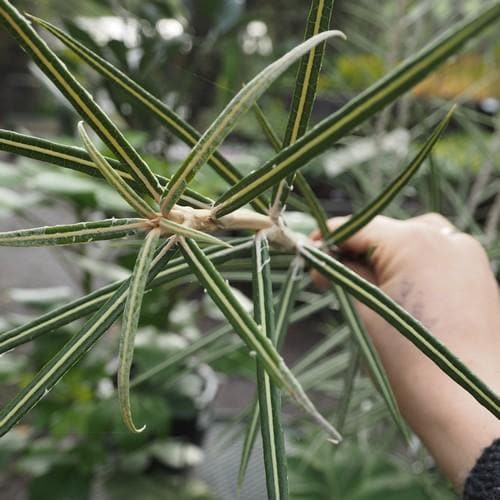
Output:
[311,213,500,492]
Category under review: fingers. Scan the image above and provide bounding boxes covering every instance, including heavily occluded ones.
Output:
[325,215,405,256]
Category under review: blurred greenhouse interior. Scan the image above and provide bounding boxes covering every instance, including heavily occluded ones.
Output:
[0,0,498,499]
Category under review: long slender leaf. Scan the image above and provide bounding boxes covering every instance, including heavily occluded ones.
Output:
[160,30,345,212]
[335,343,360,432]
[273,0,335,207]
[29,15,268,215]
[253,235,288,500]
[328,107,454,244]
[0,0,161,199]
[0,241,177,436]
[118,228,161,433]
[293,326,349,376]
[237,401,261,492]
[179,237,341,442]
[0,240,253,355]
[214,4,500,216]
[300,243,500,418]
[0,129,213,208]
[238,256,307,490]
[0,218,146,247]
[332,285,407,439]
[78,122,157,218]
[275,257,305,348]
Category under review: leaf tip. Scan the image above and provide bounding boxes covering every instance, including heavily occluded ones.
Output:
[329,29,347,41]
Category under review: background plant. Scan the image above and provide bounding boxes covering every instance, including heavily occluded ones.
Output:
[0,0,499,498]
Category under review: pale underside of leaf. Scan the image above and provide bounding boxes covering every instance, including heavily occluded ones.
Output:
[118,228,161,433]
[158,218,229,248]
[78,122,157,218]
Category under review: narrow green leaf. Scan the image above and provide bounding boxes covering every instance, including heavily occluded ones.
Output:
[0,129,213,208]
[275,257,305,348]
[0,218,146,247]
[428,152,441,213]
[332,285,408,439]
[158,218,229,248]
[0,0,161,199]
[329,107,454,244]
[335,343,360,432]
[273,0,335,207]
[180,237,341,442]
[300,243,500,418]
[118,228,161,433]
[292,325,350,377]
[214,4,500,216]
[78,122,157,218]
[237,401,261,492]
[29,15,268,215]
[0,240,253,355]
[252,104,282,152]
[0,242,177,436]
[160,29,345,212]
[253,235,288,500]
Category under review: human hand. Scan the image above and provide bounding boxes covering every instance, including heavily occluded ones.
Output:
[311,214,500,490]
